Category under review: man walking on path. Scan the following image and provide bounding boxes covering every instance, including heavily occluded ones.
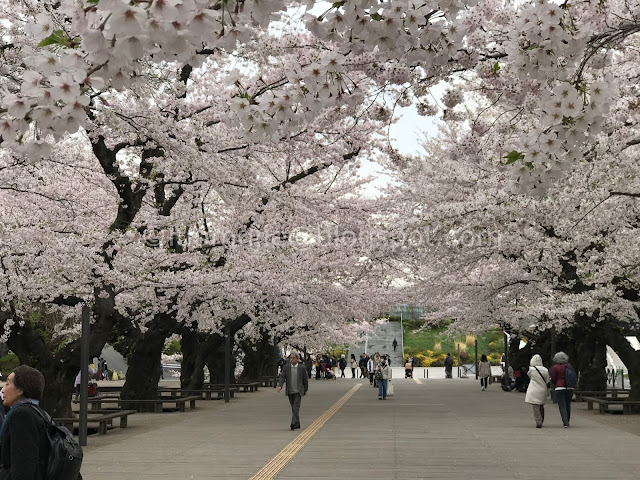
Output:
[392,339,398,351]
[277,352,308,430]
[444,353,454,379]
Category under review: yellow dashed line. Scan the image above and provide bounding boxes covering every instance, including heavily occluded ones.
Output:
[413,377,423,384]
[250,383,362,480]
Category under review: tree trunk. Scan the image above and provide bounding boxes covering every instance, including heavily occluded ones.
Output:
[120,313,176,410]
[604,327,640,404]
[204,334,229,385]
[2,293,118,417]
[180,325,206,390]
[180,314,252,388]
[238,330,279,381]
[570,322,607,391]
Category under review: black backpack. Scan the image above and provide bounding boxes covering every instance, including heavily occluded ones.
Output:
[25,404,83,480]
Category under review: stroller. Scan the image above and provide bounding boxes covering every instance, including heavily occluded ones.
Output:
[405,361,413,378]
[325,369,334,380]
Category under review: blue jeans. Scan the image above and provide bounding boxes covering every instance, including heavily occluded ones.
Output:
[378,379,388,398]
[556,389,573,426]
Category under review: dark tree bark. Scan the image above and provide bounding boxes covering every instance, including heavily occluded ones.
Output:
[204,334,231,385]
[180,323,209,390]
[1,290,119,417]
[180,314,252,388]
[604,326,640,404]
[237,328,279,381]
[568,320,607,391]
[119,313,177,410]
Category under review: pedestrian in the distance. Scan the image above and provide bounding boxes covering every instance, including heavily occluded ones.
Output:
[392,338,398,351]
[367,356,375,385]
[525,354,549,428]
[339,355,347,378]
[478,354,491,391]
[277,352,308,430]
[102,359,109,380]
[305,354,313,379]
[0,365,50,479]
[444,353,454,378]
[350,354,357,378]
[377,356,391,400]
[551,351,575,428]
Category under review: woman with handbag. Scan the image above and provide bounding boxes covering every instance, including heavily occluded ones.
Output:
[478,354,491,390]
[525,354,549,428]
[377,357,392,400]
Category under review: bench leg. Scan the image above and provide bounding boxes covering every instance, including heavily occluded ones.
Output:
[120,416,128,428]
[623,404,631,415]
[587,401,593,411]
[599,404,606,414]
[99,421,107,435]
[155,403,163,413]
[204,392,211,400]
[190,399,196,409]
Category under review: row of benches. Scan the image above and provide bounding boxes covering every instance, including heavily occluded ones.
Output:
[56,410,137,435]
[572,388,640,415]
[64,381,264,435]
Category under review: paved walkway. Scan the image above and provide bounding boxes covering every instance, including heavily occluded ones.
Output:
[81,378,640,479]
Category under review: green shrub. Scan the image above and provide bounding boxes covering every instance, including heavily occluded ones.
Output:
[0,352,20,375]
[163,340,181,356]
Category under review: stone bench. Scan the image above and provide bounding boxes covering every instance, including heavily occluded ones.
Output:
[55,410,137,435]
[582,396,640,415]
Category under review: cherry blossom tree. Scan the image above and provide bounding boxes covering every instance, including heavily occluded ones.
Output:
[2,0,637,193]
[392,32,640,396]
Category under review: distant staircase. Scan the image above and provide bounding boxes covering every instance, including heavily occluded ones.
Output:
[348,320,404,367]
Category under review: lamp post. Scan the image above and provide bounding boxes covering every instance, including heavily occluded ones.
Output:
[224,324,230,403]
[79,305,90,446]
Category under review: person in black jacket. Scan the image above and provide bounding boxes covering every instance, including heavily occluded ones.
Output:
[0,365,49,480]
[338,355,347,378]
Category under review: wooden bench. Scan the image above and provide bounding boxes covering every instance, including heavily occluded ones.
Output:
[260,377,277,387]
[206,382,260,392]
[75,395,200,412]
[574,389,630,402]
[55,410,136,435]
[158,387,236,400]
[582,396,640,415]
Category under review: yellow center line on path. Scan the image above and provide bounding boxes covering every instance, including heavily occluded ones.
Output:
[250,383,362,480]
[413,377,423,385]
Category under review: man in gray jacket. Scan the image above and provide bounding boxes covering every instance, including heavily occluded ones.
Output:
[277,352,309,430]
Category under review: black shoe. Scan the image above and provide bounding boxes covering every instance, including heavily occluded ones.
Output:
[378,396,382,400]
[536,424,542,428]
[290,425,295,430]
[294,423,301,429]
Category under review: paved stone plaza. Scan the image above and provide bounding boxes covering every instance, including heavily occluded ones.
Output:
[81,378,640,479]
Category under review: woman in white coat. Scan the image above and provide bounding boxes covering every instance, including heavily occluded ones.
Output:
[525,354,549,428]
[478,355,491,390]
